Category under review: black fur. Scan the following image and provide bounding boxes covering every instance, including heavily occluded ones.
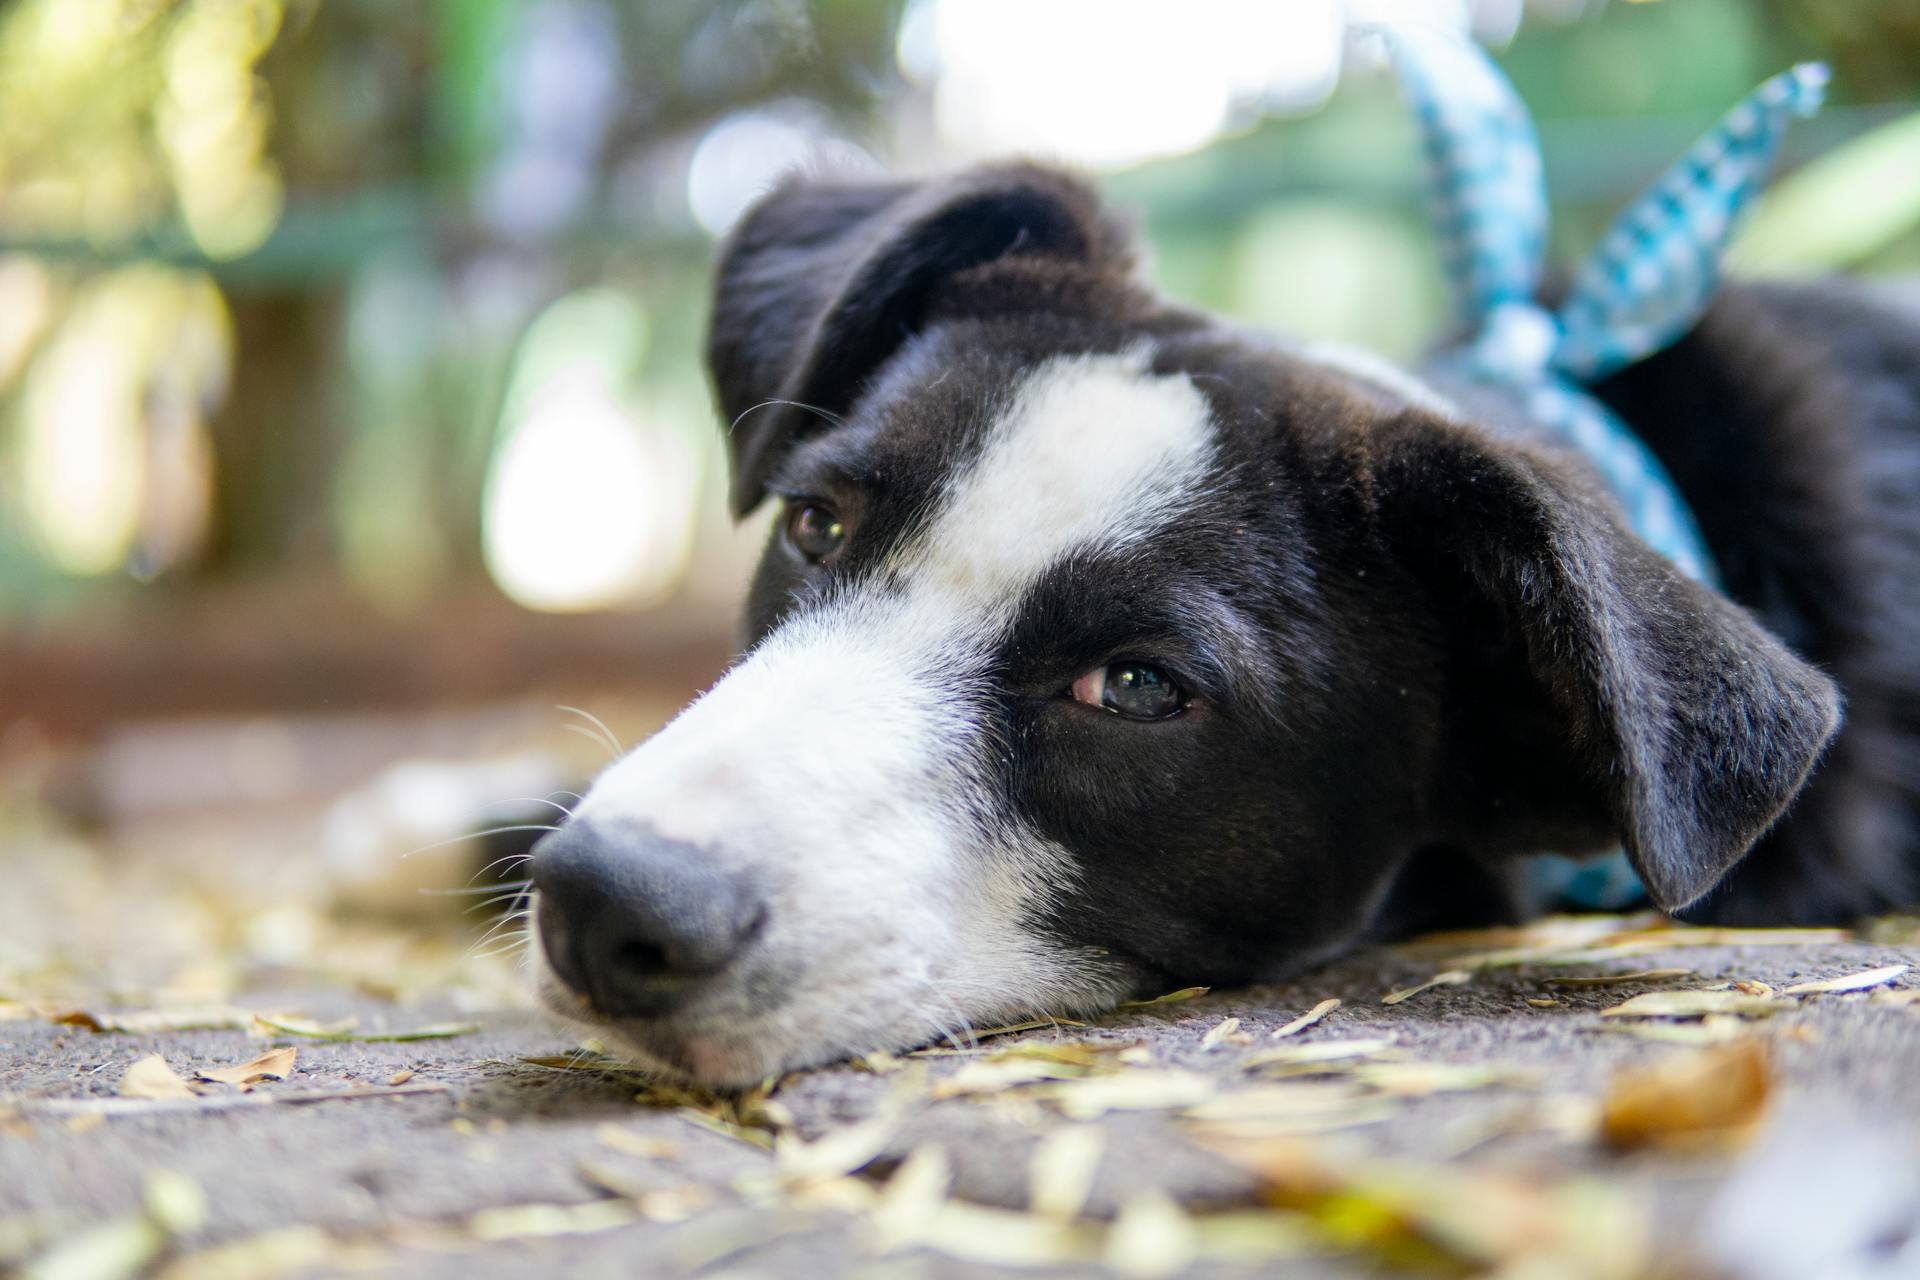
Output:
[705,162,1915,988]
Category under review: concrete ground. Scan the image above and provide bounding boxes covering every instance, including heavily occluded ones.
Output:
[4,884,1919,1279]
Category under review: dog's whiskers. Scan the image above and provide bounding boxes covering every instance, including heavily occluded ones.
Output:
[554,705,623,760]
[398,824,559,862]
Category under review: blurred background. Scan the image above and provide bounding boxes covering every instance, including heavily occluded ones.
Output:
[2,0,1919,993]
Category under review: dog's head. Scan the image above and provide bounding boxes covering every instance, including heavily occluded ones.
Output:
[530,163,1841,1085]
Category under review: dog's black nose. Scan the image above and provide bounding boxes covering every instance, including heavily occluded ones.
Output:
[532,822,765,1017]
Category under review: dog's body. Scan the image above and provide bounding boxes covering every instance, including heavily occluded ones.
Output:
[529,165,1920,1085]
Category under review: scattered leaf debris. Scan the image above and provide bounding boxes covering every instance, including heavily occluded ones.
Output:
[1382,970,1470,1005]
[1119,986,1210,1009]
[253,1016,478,1042]
[1270,998,1340,1038]
[194,1047,297,1088]
[119,1055,195,1100]
[1598,990,1783,1020]
[1780,963,1909,995]
[1600,1040,1770,1152]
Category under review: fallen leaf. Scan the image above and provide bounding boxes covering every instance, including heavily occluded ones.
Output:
[971,1017,1090,1038]
[1600,1040,1770,1153]
[1270,998,1340,1038]
[1348,1060,1537,1096]
[1200,1017,1245,1049]
[1592,1015,1753,1045]
[1104,1190,1196,1279]
[1119,986,1209,1008]
[1204,1138,1645,1277]
[466,1200,637,1241]
[150,1227,332,1280]
[1527,998,1565,1008]
[195,1048,296,1087]
[595,1124,678,1160]
[1382,971,1469,1005]
[1029,1125,1104,1219]
[53,1006,255,1034]
[932,1057,1087,1099]
[868,1143,953,1253]
[254,1016,477,1042]
[387,1069,415,1086]
[882,1199,1097,1267]
[120,1055,195,1100]
[1598,991,1782,1020]
[1780,964,1909,995]
[1543,969,1693,989]
[1243,1038,1397,1071]
[1039,1070,1216,1120]
[1731,980,1777,998]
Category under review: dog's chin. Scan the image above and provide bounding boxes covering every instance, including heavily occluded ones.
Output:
[530,958,945,1089]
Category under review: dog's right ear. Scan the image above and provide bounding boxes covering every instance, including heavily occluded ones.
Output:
[706,163,1133,516]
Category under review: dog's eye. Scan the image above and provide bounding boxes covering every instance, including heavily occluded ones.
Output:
[786,503,846,562]
[1069,662,1186,720]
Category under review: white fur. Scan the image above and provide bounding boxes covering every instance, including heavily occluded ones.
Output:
[547,350,1216,1082]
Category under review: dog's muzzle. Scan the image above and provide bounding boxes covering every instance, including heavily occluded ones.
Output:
[531,822,766,1019]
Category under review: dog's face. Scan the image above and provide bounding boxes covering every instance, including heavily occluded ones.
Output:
[530,165,1840,1086]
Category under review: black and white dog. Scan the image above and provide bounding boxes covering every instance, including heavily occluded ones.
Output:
[530,163,1920,1085]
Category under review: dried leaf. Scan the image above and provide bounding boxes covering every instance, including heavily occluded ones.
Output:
[52,1006,255,1034]
[971,1017,1090,1038]
[1028,1125,1104,1219]
[774,1111,898,1183]
[149,1227,332,1280]
[1348,1061,1537,1096]
[1527,998,1565,1008]
[1104,1190,1197,1279]
[932,1057,1086,1099]
[1242,1038,1397,1070]
[869,1144,953,1252]
[254,1016,477,1042]
[1200,1017,1245,1049]
[1543,969,1693,989]
[1382,971,1469,1005]
[1600,1040,1770,1152]
[1270,998,1340,1038]
[120,1055,195,1101]
[466,1200,637,1241]
[595,1124,678,1160]
[1593,1014,1753,1045]
[1040,1070,1216,1120]
[1731,980,1777,998]
[1780,964,1909,995]
[194,1048,296,1087]
[1598,991,1782,1020]
[1119,986,1209,1008]
[889,1200,1098,1267]
[387,1069,415,1086]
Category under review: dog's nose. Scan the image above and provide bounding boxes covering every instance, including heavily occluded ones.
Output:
[531,822,765,1017]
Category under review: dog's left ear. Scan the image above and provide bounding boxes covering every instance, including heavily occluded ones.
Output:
[1370,414,1843,912]
[706,163,1133,515]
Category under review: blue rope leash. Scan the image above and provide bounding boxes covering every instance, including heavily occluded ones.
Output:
[1385,29,1828,908]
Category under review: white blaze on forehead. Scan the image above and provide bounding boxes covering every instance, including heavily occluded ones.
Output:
[556,348,1218,1077]
[910,348,1217,606]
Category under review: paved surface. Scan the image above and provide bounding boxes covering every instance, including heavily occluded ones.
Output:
[5,919,1920,1279]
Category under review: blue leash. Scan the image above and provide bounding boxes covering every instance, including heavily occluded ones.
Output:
[1385,29,1828,908]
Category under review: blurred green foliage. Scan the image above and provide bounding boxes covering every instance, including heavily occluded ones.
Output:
[0,0,1914,619]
